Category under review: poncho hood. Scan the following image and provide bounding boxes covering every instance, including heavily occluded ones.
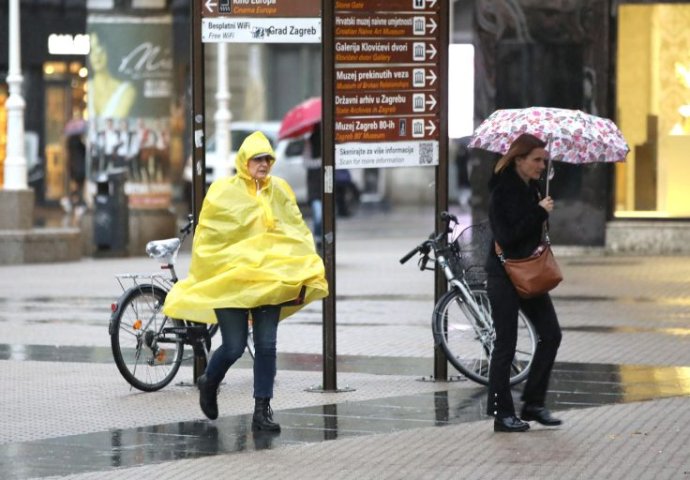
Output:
[235,130,276,182]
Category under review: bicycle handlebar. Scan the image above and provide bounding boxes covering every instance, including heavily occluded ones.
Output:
[400,212,457,266]
[440,211,458,232]
[180,214,194,235]
[399,245,421,264]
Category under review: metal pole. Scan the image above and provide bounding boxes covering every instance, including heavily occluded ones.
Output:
[191,0,206,224]
[433,0,451,382]
[321,0,337,391]
[4,0,27,189]
[190,0,206,383]
[214,43,232,172]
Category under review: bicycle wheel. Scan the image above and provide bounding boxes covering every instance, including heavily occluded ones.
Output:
[110,285,184,392]
[432,289,536,386]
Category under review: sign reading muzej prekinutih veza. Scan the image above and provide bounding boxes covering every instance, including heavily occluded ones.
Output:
[200,0,321,43]
[334,0,441,169]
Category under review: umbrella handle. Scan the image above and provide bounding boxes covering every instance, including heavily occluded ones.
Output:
[546,156,551,197]
[545,134,552,198]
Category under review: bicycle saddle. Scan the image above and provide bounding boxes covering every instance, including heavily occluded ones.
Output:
[146,238,181,263]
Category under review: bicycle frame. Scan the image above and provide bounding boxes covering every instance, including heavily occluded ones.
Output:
[400,214,494,341]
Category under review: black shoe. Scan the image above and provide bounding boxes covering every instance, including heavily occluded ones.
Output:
[521,406,562,426]
[252,397,281,432]
[197,374,219,420]
[494,415,530,432]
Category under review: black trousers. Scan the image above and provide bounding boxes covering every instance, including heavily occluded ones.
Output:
[486,273,562,418]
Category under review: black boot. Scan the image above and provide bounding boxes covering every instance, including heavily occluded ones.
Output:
[197,374,219,420]
[521,405,562,426]
[252,397,281,432]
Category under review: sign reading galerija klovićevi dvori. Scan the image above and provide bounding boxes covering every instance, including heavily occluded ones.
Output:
[201,0,321,43]
[334,0,441,169]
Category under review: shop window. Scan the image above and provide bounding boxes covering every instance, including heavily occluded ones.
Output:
[43,61,86,202]
[616,4,690,217]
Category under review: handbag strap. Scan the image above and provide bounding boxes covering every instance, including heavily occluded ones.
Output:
[495,221,550,265]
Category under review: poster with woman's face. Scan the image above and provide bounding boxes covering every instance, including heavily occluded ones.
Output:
[86,15,176,208]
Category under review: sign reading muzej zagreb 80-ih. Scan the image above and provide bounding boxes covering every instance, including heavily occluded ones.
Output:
[200,0,321,43]
[334,0,441,169]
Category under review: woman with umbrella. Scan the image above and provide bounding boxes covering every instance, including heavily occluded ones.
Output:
[485,133,563,433]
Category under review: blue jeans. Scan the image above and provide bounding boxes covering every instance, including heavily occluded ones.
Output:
[205,306,279,399]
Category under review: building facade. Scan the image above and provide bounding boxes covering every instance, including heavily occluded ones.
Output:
[3,0,689,249]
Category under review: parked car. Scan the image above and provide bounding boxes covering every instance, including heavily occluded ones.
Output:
[183,121,279,196]
[272,133,362,217]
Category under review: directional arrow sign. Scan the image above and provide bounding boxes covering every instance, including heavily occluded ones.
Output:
[425,120,437,136]
[426,94,437,110]
[426,69,437,85]
[426,17,438,34]
[205,0,217,14]
[426,43,437,60]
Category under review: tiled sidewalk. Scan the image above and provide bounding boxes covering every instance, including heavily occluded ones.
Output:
[2,207,690,479]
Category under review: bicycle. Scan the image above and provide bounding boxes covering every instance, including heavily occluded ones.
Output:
[108,215,255,392]
[400,212,536,385]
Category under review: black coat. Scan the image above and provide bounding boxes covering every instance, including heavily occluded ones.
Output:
[485,166,549,276]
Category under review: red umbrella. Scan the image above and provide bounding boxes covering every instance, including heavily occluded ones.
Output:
[278,97,321,140]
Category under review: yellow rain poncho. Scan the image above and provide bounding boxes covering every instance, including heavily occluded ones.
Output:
[163,131,328,323]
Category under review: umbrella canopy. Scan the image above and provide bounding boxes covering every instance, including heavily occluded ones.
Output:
[64,117,87,136]
[468,107,629,164]
[278,97,321,140]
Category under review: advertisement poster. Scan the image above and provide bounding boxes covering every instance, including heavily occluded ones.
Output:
[86,15,181,209]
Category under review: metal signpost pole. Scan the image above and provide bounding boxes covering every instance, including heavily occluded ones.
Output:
[321,0,338,392]
[191,0,206,227]
[190,0,207,382]
[434,0,450,382]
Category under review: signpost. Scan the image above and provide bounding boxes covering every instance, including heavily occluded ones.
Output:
[192,0,449,388]
[325,0,449,382]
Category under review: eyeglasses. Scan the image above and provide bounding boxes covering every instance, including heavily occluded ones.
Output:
[250,156,273,164]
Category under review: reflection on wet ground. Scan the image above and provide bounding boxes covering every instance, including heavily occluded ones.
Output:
[2,357,690,478]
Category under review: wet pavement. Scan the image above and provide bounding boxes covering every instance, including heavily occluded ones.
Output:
[2,357,690,479]
[2,207,690,478]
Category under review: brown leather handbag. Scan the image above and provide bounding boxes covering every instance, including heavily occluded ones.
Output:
[494,228,563,299]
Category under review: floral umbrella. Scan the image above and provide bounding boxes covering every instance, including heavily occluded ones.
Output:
[468,107,629,195]
[468,107,629,164]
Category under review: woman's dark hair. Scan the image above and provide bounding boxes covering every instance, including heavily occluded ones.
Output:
[494,133,547,174]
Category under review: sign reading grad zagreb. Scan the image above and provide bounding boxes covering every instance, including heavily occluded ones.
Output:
[334,0,442,169]
[201,0,321,43]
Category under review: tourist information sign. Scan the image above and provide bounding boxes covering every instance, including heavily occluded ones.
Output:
[332,0,446,169]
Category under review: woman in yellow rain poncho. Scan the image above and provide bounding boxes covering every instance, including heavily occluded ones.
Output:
[164,131,328,431]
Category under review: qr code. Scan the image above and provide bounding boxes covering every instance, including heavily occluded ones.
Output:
[419,142,434,164]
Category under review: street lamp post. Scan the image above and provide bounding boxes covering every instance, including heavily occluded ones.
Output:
[0,0,33,233]
[214,43,231,173]
[4,0,27,190]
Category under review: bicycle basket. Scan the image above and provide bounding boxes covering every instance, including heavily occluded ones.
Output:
[451,220,492,286]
